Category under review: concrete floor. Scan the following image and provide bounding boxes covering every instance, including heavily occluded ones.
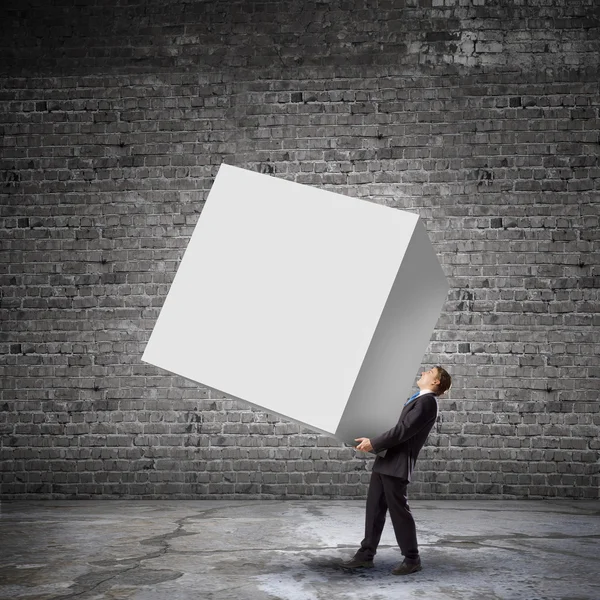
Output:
[1,500,599,600]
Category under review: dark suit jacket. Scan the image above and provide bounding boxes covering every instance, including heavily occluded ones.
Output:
[370,392,438,482]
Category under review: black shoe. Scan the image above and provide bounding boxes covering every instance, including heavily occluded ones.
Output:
[391,559,422,576]
[340,556,374,570]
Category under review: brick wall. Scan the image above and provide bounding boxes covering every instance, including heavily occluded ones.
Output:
[1,0,599,499]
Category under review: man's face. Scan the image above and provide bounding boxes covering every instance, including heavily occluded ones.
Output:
[418,367,440,390]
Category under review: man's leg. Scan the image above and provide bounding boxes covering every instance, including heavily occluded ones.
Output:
[380,475,420,564]
[355,470,388,561]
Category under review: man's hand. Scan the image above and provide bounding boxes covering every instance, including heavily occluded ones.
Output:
[355,437,373,452]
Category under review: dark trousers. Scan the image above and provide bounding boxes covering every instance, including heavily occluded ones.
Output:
[356,471,419,563]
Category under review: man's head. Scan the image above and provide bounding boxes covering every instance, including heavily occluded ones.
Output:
[417,366,451,396]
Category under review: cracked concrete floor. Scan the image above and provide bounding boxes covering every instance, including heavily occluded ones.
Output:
[1,500,599,600]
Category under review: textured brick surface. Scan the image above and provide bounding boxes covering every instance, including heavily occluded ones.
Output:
[1,0,599,499]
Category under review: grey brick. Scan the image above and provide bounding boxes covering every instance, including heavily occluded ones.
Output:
[1,0,598,501]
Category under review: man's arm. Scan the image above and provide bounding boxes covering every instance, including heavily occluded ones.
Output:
[370,396,437,453]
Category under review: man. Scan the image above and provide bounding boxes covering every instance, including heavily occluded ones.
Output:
[341,366,451,576]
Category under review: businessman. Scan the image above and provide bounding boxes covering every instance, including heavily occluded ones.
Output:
[341,366,452,576]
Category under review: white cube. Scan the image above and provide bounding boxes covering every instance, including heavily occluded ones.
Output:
[142,164,448,445]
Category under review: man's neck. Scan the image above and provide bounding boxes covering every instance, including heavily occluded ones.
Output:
[418,388,437,396]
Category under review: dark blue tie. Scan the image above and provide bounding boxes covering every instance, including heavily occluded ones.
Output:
[404,392,420,406]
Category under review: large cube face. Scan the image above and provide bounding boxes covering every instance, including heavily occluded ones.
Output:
[142,164,448,444]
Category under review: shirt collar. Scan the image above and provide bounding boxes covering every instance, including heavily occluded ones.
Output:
[418,388,437,397]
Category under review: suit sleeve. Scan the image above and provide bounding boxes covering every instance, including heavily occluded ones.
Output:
[370,396,437,453]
